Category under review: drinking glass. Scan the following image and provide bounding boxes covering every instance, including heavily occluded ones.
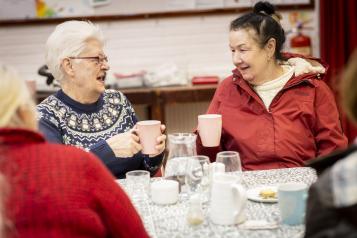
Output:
[125,170,150,200]
[185,155,210,197]
[216,151,242,181]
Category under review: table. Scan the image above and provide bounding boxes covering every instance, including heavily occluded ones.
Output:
[117,167,317,238]
[36,84,217,124]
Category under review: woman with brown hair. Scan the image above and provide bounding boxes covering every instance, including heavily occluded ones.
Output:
[197,1,347,169]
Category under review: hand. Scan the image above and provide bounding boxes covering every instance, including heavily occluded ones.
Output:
[149,124,167,157]
[288,57,325,76]
[106,130,142,158]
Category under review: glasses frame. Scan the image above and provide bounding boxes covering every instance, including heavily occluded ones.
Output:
[68,55,108,65]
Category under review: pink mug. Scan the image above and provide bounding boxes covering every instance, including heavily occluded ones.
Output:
[198,114,222,147]
[136,120,161,155]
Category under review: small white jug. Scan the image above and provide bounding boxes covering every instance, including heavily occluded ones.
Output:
[209,173,247,225]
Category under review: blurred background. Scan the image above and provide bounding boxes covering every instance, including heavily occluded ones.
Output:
[0,0,356,139]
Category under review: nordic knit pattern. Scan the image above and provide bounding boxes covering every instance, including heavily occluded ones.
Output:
[37,89,163,178]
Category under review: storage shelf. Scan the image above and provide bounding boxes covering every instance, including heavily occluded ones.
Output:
[0,3,314,26]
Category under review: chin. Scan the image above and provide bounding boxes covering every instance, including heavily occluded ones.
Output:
[243,77,259,86]
[97,85,106,93]
[242,76,253,82]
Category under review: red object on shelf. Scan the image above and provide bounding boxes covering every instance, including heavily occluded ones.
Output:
[191,76,219,85]
[290,29,312,56]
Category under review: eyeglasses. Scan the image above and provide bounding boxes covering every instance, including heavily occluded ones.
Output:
[69,55,108,65]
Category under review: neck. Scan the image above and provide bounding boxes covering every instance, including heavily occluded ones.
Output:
[61,82,100,104]
[254,61,284,86]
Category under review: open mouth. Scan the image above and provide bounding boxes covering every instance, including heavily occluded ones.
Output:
[96,73,106,82]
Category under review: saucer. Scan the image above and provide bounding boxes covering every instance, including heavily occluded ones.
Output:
[246,186,278,203]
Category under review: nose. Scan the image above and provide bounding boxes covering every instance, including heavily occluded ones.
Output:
[101,61,110,71]
[232,52,242,66]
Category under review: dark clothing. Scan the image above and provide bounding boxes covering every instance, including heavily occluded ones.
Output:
[37,89,163,178]
[305,146,357,238]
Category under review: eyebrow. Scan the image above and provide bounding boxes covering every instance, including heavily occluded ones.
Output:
[229,43,247,48]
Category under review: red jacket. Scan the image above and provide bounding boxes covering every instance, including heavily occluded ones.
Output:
[0,128,149,238]
[197,66,348,170]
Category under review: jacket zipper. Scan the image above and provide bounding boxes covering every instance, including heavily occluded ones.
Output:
[268,78,314,112]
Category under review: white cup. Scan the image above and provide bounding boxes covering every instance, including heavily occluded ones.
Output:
[209,174,247,225]
[151,180,179,205]
[198,114,222,147]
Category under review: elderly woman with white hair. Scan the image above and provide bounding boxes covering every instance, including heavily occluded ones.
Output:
[37,20,166,178]
[0,64,149,237]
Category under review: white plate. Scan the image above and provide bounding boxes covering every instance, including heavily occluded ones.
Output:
[246,186,278,203]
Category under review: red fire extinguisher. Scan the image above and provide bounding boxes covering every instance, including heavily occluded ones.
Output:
[290,23,312,56]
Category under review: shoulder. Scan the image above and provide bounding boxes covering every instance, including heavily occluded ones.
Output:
[46,143,116,180]
[309,77,336,101]
[37,94,59,111]
[221,75,235,86]
[215,75,234,93]
[104,89,134,111]
[37,142,100,167]
[37,94,64,124]
[40,142,90,156]
[104,89,125,100]
[290,73,333,95]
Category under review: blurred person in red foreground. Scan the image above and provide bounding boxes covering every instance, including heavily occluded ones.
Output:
[0,173,10,238]
[0,63,149,238]
[197,1,347,169]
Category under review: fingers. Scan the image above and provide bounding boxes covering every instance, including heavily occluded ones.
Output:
[155,143,165,153]
[129,133,142,154]
[160,124,166,133]
[130,142,141,155]
[156,134,166,143]
[130,132,140,142]
[130,127,139,136]
[155,134,166,154]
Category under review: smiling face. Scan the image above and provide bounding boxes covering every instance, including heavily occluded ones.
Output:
[229,28,272,85]
[63,38,110,103]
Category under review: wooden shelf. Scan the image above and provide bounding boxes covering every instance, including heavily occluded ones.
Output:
[36,84,217,123]
[0,2,314,26]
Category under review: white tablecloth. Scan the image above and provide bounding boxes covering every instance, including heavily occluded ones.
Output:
[117,167,317,238]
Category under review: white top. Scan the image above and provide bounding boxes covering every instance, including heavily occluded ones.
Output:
[253,65,294,110]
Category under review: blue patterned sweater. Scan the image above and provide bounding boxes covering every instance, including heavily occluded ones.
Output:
[37,89,163,178]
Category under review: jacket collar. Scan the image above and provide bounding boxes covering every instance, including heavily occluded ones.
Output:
[0,128,45,146]
[231,65,322,91]
[231,51,328,90]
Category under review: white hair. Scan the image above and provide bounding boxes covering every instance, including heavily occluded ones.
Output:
[45,20,105,84]
[0,63,34,127]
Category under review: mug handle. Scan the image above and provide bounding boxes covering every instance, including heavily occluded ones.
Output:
[232,184,247,222]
